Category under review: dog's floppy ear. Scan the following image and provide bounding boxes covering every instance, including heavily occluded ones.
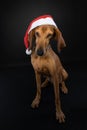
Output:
[28,29,35,50]
[24,28,35,54]
[54,27,66,52]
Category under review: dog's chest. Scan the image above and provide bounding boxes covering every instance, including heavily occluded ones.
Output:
[31,56,55,76]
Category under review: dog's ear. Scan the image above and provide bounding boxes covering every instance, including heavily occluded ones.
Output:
[28,29,35,50]
[53,27,66,52]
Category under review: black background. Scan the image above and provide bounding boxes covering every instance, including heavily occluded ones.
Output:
[0,0,87,65]
[0,0,87,129]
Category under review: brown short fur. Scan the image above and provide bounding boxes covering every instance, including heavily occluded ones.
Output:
[28,25,68,123]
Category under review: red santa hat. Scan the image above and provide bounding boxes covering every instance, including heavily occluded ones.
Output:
[24,15,58,55]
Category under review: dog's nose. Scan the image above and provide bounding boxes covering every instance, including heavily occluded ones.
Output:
[37,49,44,56]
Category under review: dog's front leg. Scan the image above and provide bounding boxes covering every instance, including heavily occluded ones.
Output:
[31,71,41,108]
[53,74,65,123]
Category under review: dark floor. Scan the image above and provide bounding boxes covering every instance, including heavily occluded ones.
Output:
[0,61,87,129]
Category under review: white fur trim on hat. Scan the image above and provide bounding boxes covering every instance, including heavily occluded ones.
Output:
[28,17,57,34]
[26,49,32,55]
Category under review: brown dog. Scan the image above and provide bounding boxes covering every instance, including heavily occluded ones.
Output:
[26,24,68,123]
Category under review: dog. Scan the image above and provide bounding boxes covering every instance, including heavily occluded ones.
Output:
[24,15,68,123]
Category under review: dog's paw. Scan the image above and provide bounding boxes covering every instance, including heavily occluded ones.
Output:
[56,111,65,123]
[61,86,68,94]
[31,98,40,108]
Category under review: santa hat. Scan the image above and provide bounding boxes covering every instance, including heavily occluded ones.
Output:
[24,15,58,55]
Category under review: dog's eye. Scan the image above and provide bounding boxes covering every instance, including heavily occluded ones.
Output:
[46,33,52,38]
[35,32,40,37]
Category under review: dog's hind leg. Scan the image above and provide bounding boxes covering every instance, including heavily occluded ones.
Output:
[60,81,68,94]
[62,68,68,80]
[41,77,50,88]
[60,68,68,94]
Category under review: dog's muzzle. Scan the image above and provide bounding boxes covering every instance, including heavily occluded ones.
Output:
[36,49,44,56]
[36,45,50,56]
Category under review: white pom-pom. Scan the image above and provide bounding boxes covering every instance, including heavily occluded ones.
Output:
[26,49,32,55]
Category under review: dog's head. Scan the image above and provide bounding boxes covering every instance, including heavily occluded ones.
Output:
[28,25,66,56]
